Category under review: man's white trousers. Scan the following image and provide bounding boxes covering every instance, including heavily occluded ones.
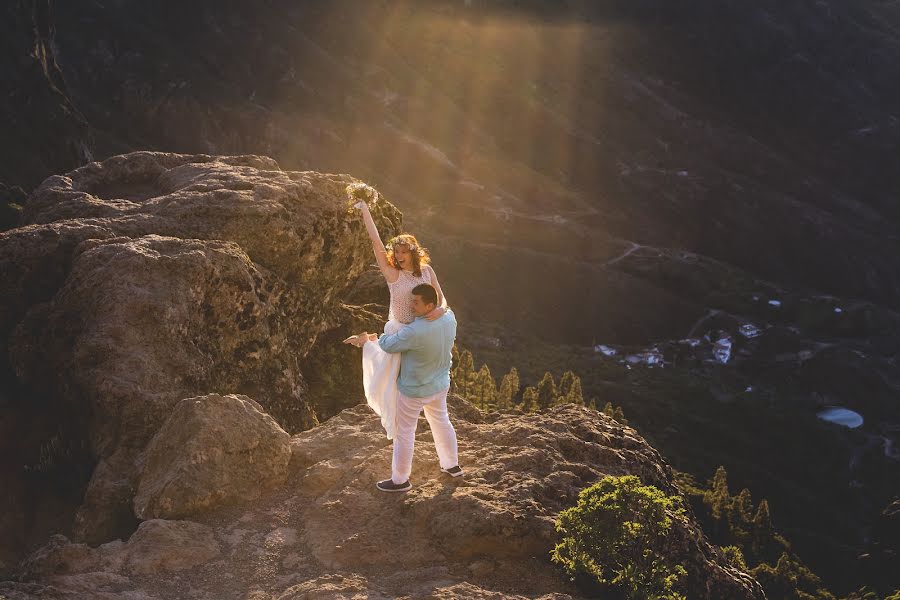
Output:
[391,386,458,484]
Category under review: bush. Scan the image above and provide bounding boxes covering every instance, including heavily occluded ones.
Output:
[719,545,748,571]
[551,475,688,599]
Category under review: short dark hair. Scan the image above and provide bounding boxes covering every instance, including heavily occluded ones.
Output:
[412,283,438,307]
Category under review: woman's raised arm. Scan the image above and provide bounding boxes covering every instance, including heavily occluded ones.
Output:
[355,201,398,283]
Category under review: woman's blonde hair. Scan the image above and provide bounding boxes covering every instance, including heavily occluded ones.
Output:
[385,234,430,277]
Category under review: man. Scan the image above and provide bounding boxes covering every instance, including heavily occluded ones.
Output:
[347,283,464,492]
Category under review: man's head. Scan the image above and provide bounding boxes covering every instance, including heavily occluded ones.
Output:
[411,283,438,317]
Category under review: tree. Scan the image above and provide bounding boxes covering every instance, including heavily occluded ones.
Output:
[536,372,557,411]
[551,475,688,599]
[728,488,753,546]
[556,371,584,406]
[719,545,747,571]
[751,499,777,563]
[566,376,584,405]
[603,401,615,417]
[750,552,836,600]
[707,466,730,518]
[706,466,731,542]
[521,386,539,412]
[452,349,475,399]
[559,370,576,400]
[473,364,497,409]
[612,406,628,425]
[497,367,520,411]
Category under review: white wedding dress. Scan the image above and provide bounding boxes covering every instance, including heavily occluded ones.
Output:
[362,267,434,439]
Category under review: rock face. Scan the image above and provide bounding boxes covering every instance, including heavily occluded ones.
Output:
[133,393,292,520]
[2,401,764,599]
[0,151,400,547]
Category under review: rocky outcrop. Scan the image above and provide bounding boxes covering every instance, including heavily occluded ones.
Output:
[133,393,292,520]
[0,151,400,547]
[3,400,765,599]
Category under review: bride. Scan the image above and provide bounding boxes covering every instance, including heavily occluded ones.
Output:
[343,186,448,440]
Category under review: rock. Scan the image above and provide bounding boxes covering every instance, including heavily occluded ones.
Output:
[15,534,101,579]
[275,574,374,600]
[295,403,764,599]
[15,519,219,589]
[0,151,400,545]
[133,393,291,520]
[120,520,220,575]
[8,403,764,599]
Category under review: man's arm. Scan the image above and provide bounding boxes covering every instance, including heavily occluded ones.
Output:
[377,324,417,354]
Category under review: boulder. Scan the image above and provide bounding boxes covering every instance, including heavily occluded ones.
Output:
[119,520,220,575]
[134,393,291,520]
[12,519,219,595]
[0,151,400,544]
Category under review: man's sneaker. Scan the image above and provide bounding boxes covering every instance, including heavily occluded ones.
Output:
[440,465,464,477]
[376,479,411,493]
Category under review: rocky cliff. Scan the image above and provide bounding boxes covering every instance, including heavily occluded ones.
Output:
[0,151,397,561]
[4,1,900,592]
[1,395,764,599]
[0,153,764,597]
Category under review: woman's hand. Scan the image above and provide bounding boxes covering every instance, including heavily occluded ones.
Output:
[342,333,375,347]
[423,306,447,321]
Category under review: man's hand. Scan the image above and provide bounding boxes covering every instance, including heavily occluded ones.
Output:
[342,332,376,347]
[424,306,447,321]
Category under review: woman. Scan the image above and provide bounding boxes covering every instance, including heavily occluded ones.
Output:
[344,187,448,440]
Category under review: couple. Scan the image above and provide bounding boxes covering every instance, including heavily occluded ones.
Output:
[343,190,464,493]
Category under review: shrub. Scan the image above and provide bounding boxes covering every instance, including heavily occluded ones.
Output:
[551,475,688,599]
[719,545,748,571]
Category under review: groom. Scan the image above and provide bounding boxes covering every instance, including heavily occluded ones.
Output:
[348,283,463,492]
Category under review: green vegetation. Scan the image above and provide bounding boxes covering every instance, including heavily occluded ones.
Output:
[451,346,614,416]
[454,325,900,596]
[676,468,841,600]
[551,475,688,599]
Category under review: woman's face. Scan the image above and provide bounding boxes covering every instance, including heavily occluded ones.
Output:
[394,244,412,269]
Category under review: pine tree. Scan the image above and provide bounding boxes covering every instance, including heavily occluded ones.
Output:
[729,488,753,546]
[521,386,539,412]
[603,401,615,417]
[497,367,520,411]
[612,406,628,425]
[559,370,576,396]
[733,489,753,522]
[474,364,497,409]
[536,372,557,411]
[453,349,475,399]
[751,499,777,563]
[566,376,584,405]
[706,466,731,541]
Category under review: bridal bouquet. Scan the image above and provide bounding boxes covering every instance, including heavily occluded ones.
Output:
[346,182,378,209]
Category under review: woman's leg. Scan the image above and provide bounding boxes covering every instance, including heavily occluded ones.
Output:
[422,387,459,470]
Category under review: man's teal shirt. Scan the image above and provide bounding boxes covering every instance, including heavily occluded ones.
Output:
[377,309,457,398]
